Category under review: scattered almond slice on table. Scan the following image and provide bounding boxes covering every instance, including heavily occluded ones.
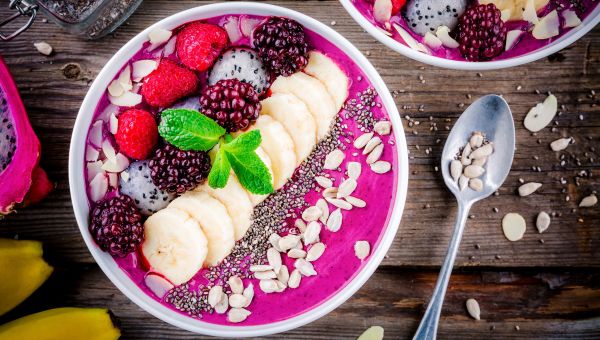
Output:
[502,213,526,241]
[357,326,384,340]
[579,194,598,208]
[536,211,551,233]
[34,42,53,55]
[524,94,557,132]
[550,137,572,151]
[466,298,481,320]
[518,182,542,196]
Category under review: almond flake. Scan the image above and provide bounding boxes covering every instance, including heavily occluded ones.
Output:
[354,132,374,149]
[536,211,551,233]
[326,197,353,210]
[109,112,119,135]
[505,30,524,51]
[278,235,301,252]
[324,149,345,170]
[550,137,572,151]
[469,143,493,159]
[254,270,277,280]
[374,121,392,135]
[288,269,302,288]
[228,294,248,308]
[322,187,338,198]
[295,219,307,233]
[466,298,481,320]
[393,23,430,53]
[450,160,462,182]
[579,194,598,207]
[524,94,558,132]
[148,28,172,50]
[86,146,100,162]
[424,31,443,48]
[326,208,343,232]
[345,196,366,208]
[363,137,382,154]
[302,206,322,222]
[107,79,124,97]
[370,161,391,174]
[435,26,459,48]
[303,221,321,245]
[227,308,251,323]
[337,178,357,198]
[533,10,559,40]
[242,283,254,307]
[108,91,142,107]
[315,176,333,188]
[347,162,362,179]
[34,42,53,55]
[354,241,371,260]
[208,285,223,307]
[288,248,306,259]
[276,265,289,285]
[267,247,282,273]
[563,9,581,28]
[366,144,384,164]
[316,199,329,224]
[294,258,317,276]
[228,276,243,294]
[259,279,278,293]
[250,265,272,272]
[118,65,132,91]
[131,60,158,81]
[518,182,542,196]
[214,294,229,314]
[502,213,526,241]
[306,242,326,262]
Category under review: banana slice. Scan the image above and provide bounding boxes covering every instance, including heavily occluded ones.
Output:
[196,174,253,241]
[169,191,235,267]
[142,208,208,285]
[245,115,296,191]
[246,146,274,206]
[480,0,549,20]
[303,51,349,111]
[270,72,337,140]
[260,93,317,163]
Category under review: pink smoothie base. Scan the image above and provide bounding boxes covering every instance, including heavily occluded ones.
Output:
[350,0,599,61]
[84,14,398,326]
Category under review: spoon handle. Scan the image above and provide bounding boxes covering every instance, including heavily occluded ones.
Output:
[412,200,472,340]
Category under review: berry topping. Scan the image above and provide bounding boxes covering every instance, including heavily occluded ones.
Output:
[200,78,261,132]
[391,0,406,14]
[149,144,211,194]
[252,17,309,76]
[90,195,144,257]
[115,109,158,160]
[456,4,507,61]
[176,22,229,72]
[141,59,199,108]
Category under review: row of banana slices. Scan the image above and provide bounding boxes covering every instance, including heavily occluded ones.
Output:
[141,51,350,285]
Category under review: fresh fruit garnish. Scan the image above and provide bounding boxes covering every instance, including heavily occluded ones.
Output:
[176,22,229,72]
[115,109,158,160]
[391,0,406,14]
[119,160,175,215]
[89,195,144,257]
[253,17,309,76]
[200,78,261,132]
[208,47,270,95]
[456,4,507,61]
[141,59,199,108]
[403,0,468,36]
[149,144,212,194]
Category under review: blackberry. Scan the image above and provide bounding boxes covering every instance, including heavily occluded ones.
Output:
[252,17,309,76]
[149,144,211,194]
[200,79,260,132]
[90,195,144,257]
[455,4,507,61]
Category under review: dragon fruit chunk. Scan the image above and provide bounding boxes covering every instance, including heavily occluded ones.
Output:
[403,0,468,36]
[119,160,174,216]
[208,47,270,96]
[0,57,53,215]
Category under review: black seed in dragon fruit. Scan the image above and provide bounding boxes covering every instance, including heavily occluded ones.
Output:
[403,0,468,36]
[0,96,16,173]
[208,47,270,96]
[119,160,175,216]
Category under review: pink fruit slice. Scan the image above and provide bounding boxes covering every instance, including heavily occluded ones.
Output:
[0,57,53,215]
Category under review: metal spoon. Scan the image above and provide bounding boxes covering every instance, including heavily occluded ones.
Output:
[413,94,515,340]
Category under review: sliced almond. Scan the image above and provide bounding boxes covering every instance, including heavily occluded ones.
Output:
[450,160,462,182]
[109,91,142,107]
[354,132,374,149]
[459,175,469,191]
[424,31,443,49]
[337,178,358,198]
[276,265,289,285]
[324,149,344,170]
[370,161,391,174]
[354,241,371,260]
[227,308,251,323]
[288,269,302,288]
[326,197,353,210]
[86,146,100,162]
[315,176,333,188]
[345,196,366,208]
[326,208,343,232]
[523,0,539,24]
[267,247,282,273]
[373,0,392,26]
[147,28,172,51]
[506,30,524,51]
[466,298,481,320]
[228,294,248,308]
[101,153,130,173]
[463,165,485,178]
[579,194,598,208]
[518,182,542,196]
[254,270,277,280]
[208,285,224,308]
[393,23,429,54]
[303,221,321,245]
[469,178,483,192]
[374,120,392,135]
[322,187,339,198]
[306,242,326,262]
[109,112,119,135]
[294,259,317,276]
[363,137,382,155]
[550,137,572,151]
[302,206,322,222]
[435,26,459,48]
[502,213,526,241]
[228,276,243,295]
[118,65,132,91]
[259,279,279,293]
[524,94,558,132]
[268,233,283,252]
[34,42,52,55]
[316,199,329,224]
[242,283,254,307]
[563,9,581,28]
[366,144,384,164]
[250,264,272,272]
[347,162,362,179]
[536,211,551,233]
[533,10,559,40]
[107,79,124,97]
[288,248,307,259]
[469,143,493,159]
[131,59,158,81]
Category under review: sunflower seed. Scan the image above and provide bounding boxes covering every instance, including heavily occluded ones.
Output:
[374,120,392,135]
[306,242,326,261]
[463,165,485,178]
[550,137,572,151]
[370,161,391,174]
[268,233,283,252]
[242,283,254,307]
[302,206,322,222]
[337,178,358,198]
[579,194,598,207]
[303,221,321,245]
[288,269,302,288]
[250,264,273,272]
[327,208,343,232]
[471,157,487,166]
[469,178,483,191]
[469,143,493,159]
[208,285,223,307]
[366,144,384,164]
[228,276,243,294]
[227,308,251,323]
[254,270,277,280]
[347,162,362,179]
[354,241,371,260]
[461,144,472,166]
[466,298,481,320]
[315,176,333,188]
[322,187,339,198]
[214,294,229,314]
[295,219,307,232]
[228,294,249,308]
[267,247,282,273]
[450,160,462,182]
[363,136,382,154]
[469,132,484,148]
[276,265,289,285]
[259,279,279,293]
[316,199,329,223]
[502,213,526,241]
[345,195,366,208]
[288,248,307,259]
[459,175,469,191]
[324,149,345,169]
[294,258,317,276]
[353,131,373,149]
[536,211,551,233]
[518,182,542,196]
[278,235,301,252]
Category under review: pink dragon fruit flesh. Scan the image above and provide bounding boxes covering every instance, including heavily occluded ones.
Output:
[0,57,53,216]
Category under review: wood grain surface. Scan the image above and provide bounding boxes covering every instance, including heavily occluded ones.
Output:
[0,0,599,338]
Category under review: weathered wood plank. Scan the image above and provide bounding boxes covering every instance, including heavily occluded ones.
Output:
[0,1,598,271]
[1,265,598,339]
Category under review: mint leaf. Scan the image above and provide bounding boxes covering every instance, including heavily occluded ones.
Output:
[226,150,274,195]
[208,146,231,189]
[159,109,225,151]
[222,130,262,154]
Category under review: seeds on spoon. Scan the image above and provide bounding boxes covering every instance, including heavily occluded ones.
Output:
[536,211,551,233]
[461,143,472,166]
[466,298,481,320]
[468,143,493,159]
[450,160,462,182]
[464,165,485,178]
[469,132,484,148]
[458,175,469,191]
[469,178,483,191]
[502,213,526,241]
[518,182,542,196]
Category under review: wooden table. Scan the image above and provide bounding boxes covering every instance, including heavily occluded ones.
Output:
[1,1,599,338]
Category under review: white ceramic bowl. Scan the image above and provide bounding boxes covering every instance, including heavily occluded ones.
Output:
[69,2,409,337]
[339,0,600,70]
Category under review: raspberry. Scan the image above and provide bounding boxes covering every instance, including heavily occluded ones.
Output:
[176,22,229,72]
[391,0,406,14]
[149,144,211,194]
[200,79,260,132]
[253,17,309,76]
[456,4,507,61]
[115,109,158,160]
[90,195,144,257]
[141,59,199,108]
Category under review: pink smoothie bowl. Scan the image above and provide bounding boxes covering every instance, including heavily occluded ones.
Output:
[68,2,409,337]
[339,0,600,70]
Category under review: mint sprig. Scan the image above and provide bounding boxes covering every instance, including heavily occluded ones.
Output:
[158,109,273,195]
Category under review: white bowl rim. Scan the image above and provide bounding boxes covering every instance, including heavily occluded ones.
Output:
[339,0,600,71]
[69,2,409,337]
